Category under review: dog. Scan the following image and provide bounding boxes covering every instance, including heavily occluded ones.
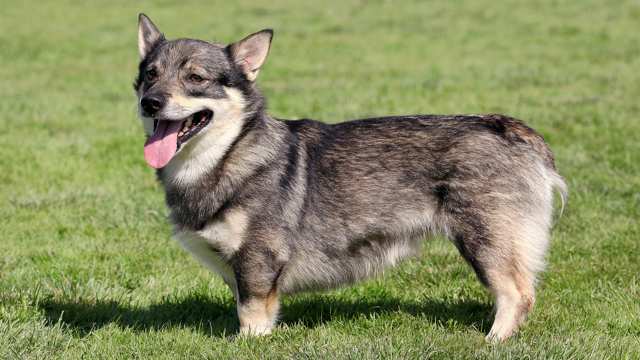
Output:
[133,14,567,342]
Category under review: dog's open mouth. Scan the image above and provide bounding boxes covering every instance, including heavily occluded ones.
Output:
[143,110,213,169]
[169,110,213,147]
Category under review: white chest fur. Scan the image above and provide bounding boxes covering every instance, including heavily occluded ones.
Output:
[173,209,248,298]
[173,230,237,297]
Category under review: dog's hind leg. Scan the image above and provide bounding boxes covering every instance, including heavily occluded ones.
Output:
[482,253,537,343]
[448,210,550,342]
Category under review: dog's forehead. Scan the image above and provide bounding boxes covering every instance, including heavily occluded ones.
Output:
[152,39,230,71]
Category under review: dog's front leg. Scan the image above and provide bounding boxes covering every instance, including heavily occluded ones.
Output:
[234,256,282,336]
[237,290,280,336]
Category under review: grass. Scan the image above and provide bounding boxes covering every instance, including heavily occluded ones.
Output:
[1,0,639,358]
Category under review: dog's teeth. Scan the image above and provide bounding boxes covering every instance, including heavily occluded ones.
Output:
[185,118,193,128]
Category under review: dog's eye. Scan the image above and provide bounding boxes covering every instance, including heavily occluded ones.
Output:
[188,74,204,83]
[145,69,158,81]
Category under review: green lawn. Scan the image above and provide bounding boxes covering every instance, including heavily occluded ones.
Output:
[1,0,639,358]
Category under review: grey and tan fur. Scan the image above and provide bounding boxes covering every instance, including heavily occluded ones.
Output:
[133,14,567,342]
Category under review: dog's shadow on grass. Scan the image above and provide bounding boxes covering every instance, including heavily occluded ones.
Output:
[40,295,238,338]
[40,294,491,338]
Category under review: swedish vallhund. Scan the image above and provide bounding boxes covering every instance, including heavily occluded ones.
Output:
[133,14,567,342]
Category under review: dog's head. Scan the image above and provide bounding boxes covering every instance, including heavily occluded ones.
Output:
[134,14,272,169]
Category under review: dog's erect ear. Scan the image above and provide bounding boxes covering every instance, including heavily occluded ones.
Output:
[228,29,273,82]
[138,13,164,59]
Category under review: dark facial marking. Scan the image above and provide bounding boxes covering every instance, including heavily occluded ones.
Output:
[134,39,237,98]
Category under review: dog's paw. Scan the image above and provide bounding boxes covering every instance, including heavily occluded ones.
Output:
[485,326,515,344]
[239,324,273,336]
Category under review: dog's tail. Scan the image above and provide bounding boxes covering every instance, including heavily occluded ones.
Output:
[549,169,568,219]
[531,134,568,220]
[534,140,568,220]
[501,115,568,219]
[532,138,568,220]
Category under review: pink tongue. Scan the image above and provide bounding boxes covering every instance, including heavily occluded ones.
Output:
[144,120,183,169]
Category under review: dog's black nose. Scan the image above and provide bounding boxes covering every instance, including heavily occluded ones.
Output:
[141,95,165,116]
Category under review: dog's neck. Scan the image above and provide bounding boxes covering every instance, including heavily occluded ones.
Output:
[157,110,287,230]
